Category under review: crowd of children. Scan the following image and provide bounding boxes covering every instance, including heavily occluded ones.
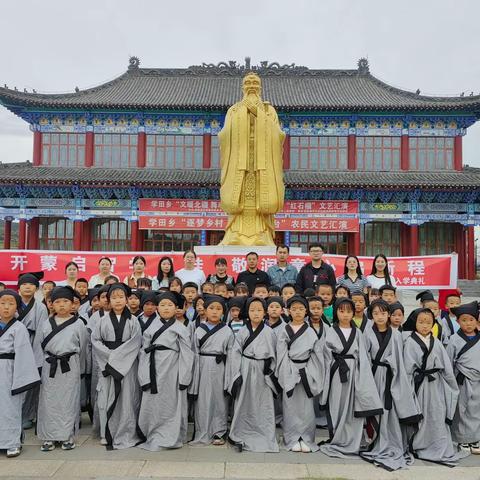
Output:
[0,249,479,471]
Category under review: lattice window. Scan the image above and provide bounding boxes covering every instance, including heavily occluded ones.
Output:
[360,222,400,257]
[39,218,74,250]
[419,222,455,255]
[0,220,19,249]
[94,134,137,168]
[41,133,86,167]
[356,137,401,171]
[91,219,131,251]
[146,135,203,169]
[289,232,348,254]
[211,135,220,168]
[290,136,347,170]
[144,230,201,251]
[409,137,454,170]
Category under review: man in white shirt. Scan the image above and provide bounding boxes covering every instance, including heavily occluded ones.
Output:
[175,249,206,291]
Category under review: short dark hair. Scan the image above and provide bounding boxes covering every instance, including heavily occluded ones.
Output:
[214,257,227,266]
[182,282,199,291]
[137,277,152,288]
[214,282,228,290]
[65,261,79,272]
[276,244,290,253]
[281,283,296,293]
[132,255,147,266]
[104,275,119,284]
[245,251,258,259]
[308,243,325,252]
[183,249,196,258]
[75,278,88,286]
[253,283,268,291]
[43,280,56,287]
[316,283,333,293]
[98,257,112,265]
[268,285,281,294]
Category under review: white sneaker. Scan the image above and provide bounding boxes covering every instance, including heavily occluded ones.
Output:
[291,441,302,452]
[6,447,21,458]
[100,438,107,446]
[300,440,311,453]
[459,443,471,453]
[470,442,480,455]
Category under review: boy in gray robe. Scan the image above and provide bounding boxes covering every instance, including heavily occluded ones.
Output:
[35,286,88,452]
[447,302,480,455]
[91,283,142,450]
[0,290,41,458]
[276,296,325,452]
[17,272,48,429]
[360,299,421,471]
[137,291,194,450]
[190,295,234,445]
[403,308,462,466]
[320,298,383,458]
[227,297,280,453]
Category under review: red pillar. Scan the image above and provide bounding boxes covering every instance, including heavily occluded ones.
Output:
[454,136,462,171]
[138,132,146,168]
[81,219,92,251]
[18,219,27,249]
[349,231,360,256]
[409,225,419,256]
[454,224,465,279]
[400,134,409,170]
[85,131,94,167]
[3,219,11,249]
[467,226,475,280]
[33,131,42,166]
[130,221,140,251]
[400,223,409,256]
[27,218,39,249]
[202,133,212,168]
[283,134,290,170]
[73,220,83,251]
[347,134,356,170]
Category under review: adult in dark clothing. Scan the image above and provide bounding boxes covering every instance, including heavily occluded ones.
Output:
[295,244,336,294]
[236,252,271,295]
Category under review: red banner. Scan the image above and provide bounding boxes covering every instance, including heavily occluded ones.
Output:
[139,216,359,232]
[0,250,457,290]
[139,199,359,215]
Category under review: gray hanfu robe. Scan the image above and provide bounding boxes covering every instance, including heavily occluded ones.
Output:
[446,330,480,445]
[91,309,142,450]
[36,316,88,442]
[227,322,280,452]
[276,323,325,451]
[137,317,194,450]
[360,326,421,471]
[0,319,41,449]
[268,319,286,425]
[137,312,159,334]
[403,332,461,466]
[17,297,48,423]
[319,324,383,458]
[189,322,235,445]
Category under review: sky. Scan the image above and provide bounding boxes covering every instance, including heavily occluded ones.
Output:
[1,0,479,166]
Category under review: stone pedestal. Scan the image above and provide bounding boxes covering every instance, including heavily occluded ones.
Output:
[195,245,302,256]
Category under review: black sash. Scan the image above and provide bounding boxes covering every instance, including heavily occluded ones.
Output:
[411,333,440,392]
[455,330,480,385]
[0,352,15,359]
[331,325,356,383]
[198,323,227,364]
[146,318,176,394]
[45,351,76,378]
[371,325,393,410]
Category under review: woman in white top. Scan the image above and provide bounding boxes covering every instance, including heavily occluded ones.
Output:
[366,254,397,290]
[175,249,205,290]
[88,257,113,287]
[122,255,151,288]
[151,256,175,290]
[56,261,79,288]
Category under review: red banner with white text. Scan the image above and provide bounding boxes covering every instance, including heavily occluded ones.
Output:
[0,250,457,290]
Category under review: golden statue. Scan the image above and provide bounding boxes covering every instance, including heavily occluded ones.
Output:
[219,73,285,246]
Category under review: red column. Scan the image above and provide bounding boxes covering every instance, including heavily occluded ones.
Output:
[130,221,139,251]
[81,219,92,251]
[18,219,27,249]
[203,133,212,168]
[400,223,409,256]
[282,134,290,170]
[33,131,42,166]
[400,134,409,170]
[467,226,475,280]
[73,220,83,251]
[454,224,465,279]
[349,231,360,256]
[27,218,39,249]
[347,134,356,170]
[138,132,146,168]
[454,135,462,171]
[3,219,11,249]
[85,131,94,167]
[409,225,419,256]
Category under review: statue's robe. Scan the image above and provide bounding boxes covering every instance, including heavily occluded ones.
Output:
[219,98,285,245]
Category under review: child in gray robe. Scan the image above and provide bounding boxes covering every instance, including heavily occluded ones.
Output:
[0,290,40,458]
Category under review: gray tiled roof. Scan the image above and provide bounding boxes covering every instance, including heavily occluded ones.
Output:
[1,58,479,113]
[1,162,479,190]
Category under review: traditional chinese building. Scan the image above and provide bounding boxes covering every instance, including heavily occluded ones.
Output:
[0,57,479,278]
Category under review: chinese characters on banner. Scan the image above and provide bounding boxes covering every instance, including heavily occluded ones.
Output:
[1,250,458,290]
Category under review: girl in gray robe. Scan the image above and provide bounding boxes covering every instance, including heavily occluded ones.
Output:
[17,272,48,427]
[227,297,280,453]
[276,295,325,452]
[319,298,383,458]
[447,302,480,455]
[403,308,461,466]
[35,286,88,452]
[0,290,41,457]
[137,291,194,450]
[91,283,142,450]
[190,295,234,445]
[360,299,421,471]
